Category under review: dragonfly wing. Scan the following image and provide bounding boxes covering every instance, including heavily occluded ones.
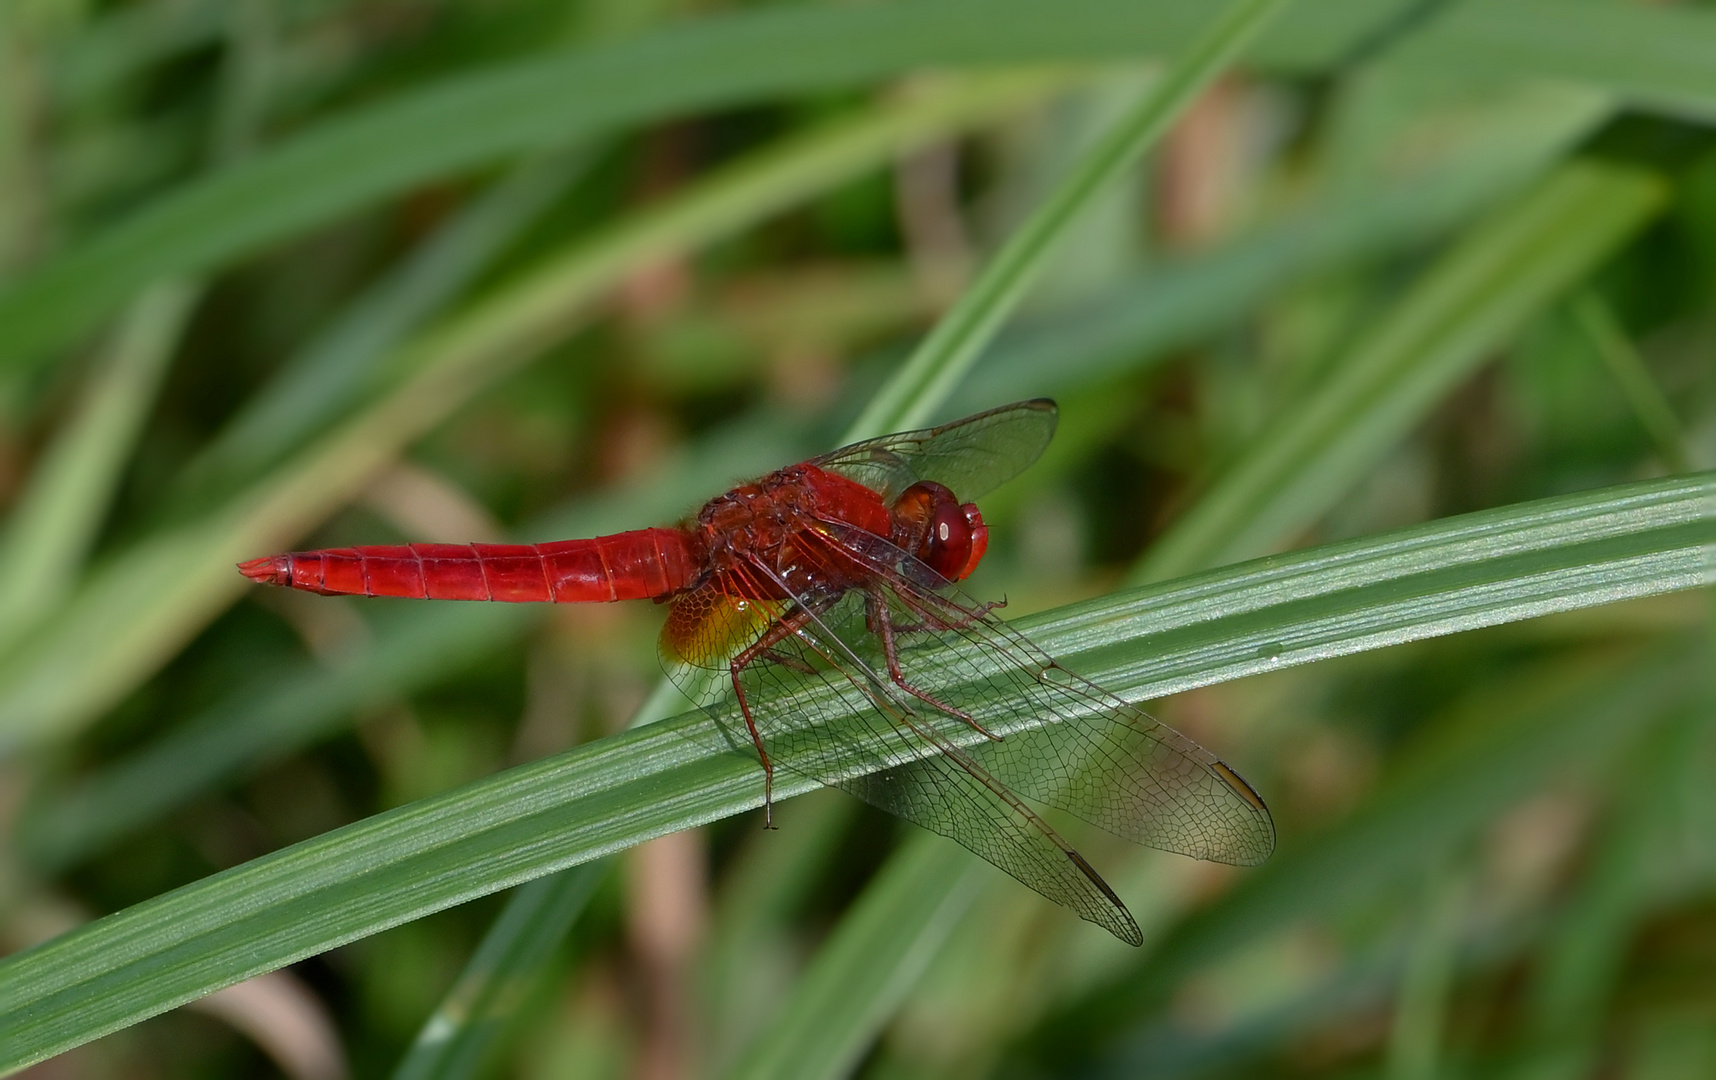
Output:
[813,399,1057,502]
[816,523,1277,866]
[658,561,1143,944]
[839,734,1145,946]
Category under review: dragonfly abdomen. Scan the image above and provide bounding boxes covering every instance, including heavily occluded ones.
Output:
[238,529,699,602]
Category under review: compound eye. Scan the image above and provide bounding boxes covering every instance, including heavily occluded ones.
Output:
[920,501,973,581]
[959,503,988,580]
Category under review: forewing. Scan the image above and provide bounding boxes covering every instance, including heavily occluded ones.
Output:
[813,399,1058,502]
[658,557,1142,944]
[818,523,1276,866]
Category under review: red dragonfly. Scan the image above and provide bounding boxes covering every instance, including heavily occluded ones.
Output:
[240,399,1272,944]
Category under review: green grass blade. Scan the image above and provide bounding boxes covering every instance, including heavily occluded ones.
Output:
[702,792,860,1073]
[0,73,1066,750]
[14,417,809,871]
[959,81,1609,409]
[0,0,1379,377]
[753,0,1290,1070]
[392,864,605,1080]
[1134,158,1667,584]
[8,0,1716,377]
[1569,290,1692,475]
[850,0,1289,437]
[0,280,197,643]
[722,831,985,1080]
[1511,706,1708,1077]
[52,0,226,106]
[0,471,1706,1072]
[760,112,1637,1072]
[180,148,593,503]
[429,0,1290,1039]
[14,71,1604,865]
[1385,867,1467,1080]
[1394,0,1716,125]
[1031,641,1704,1075]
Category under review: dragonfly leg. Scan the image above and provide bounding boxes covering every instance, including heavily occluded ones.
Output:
[866,591,1002,742]
[730,607,818,829]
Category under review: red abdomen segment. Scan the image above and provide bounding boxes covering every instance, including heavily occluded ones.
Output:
[238,529,699,602]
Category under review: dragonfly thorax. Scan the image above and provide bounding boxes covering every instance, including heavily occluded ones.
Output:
[691,465,894,599]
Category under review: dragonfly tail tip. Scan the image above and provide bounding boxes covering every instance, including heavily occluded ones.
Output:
[237,555,290,586]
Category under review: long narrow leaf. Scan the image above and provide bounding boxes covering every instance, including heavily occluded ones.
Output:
[1034,641,1704,1075]
[758,2,1291,1073]
[0,72,1069,749]
[15,79,1603,865]
[723,832,985,1080]
[1134,158,1666,583]
[391,865,605,1080]
[180,149,593,502]
[21,72,1615,869]
[959,81,1609,410]
[0,281,196,643]
[6,0,1716,374]
[851,0,1288,437]
[1393,0,1716,124]
[1569,291,1691,475]
[0,470,1706,1072]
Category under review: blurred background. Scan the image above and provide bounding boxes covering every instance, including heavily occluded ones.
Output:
[0,0,1713,1077]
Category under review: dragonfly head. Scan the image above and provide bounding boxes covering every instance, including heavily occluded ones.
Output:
[893,481,989,582]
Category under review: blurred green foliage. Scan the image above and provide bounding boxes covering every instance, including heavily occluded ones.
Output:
[0,0,1712,1078]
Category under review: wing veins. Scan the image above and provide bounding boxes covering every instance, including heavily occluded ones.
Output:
[735,546,1142,943]
[806,521,1276,866]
